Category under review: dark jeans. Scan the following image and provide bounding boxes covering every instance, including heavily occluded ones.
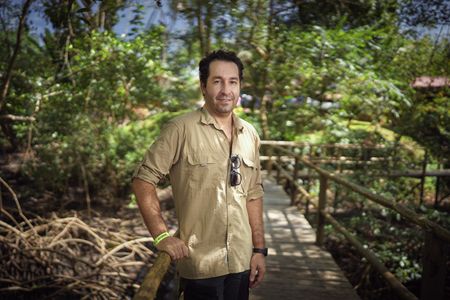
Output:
[180,270,250,300]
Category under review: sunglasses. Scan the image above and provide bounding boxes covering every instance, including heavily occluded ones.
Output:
[230,155,242,186]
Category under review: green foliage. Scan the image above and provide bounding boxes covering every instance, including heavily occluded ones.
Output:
[106,110,187,190]
[291,0,399,28]
[1,0,448,216]
[0,29,53,143]
[259,25,413,143]
[394,93,450,160]
[1,5,449,300]
[335,210,424,282]
[25,110,185,197]
[18,26,178,200]
[67,28,168,119]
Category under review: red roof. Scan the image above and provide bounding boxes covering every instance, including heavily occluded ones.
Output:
[411,76,450,89]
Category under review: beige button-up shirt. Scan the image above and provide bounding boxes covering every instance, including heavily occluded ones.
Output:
[133,107,264,279]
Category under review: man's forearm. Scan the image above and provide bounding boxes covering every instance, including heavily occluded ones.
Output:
[132,178,189,260]
[247,197,265,248]
[132,178,168,237]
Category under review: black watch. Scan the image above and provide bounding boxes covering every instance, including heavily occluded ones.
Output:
[253,247,268,256]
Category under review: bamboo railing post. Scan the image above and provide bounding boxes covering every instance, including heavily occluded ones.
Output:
[266,146,274,176]
[421,231,448,300]
[434,162,441,208]
[333,147,342,213]
[419,150,428,206]
[333,184,339,214]
[304,144,313,217]
[316,174,327,247]
[291,156,299,205]
[306,144,313,193]
[276,150,282,184]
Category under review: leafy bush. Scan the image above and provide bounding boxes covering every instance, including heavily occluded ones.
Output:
[24,110,186,201]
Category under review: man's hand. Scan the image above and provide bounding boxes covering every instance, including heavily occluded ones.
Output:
[156,236,189,261]
[249,253,266,288]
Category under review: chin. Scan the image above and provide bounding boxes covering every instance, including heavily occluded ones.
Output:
[217,108,233,114]
[214,103,233,112]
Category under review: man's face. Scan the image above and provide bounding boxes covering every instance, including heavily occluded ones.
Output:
[201,60,240,117]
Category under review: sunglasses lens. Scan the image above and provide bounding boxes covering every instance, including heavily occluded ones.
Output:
[231,156,240,168]
[230,155,241,186]
[230,171,239,186]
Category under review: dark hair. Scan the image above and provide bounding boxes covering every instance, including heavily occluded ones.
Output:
[199,50,244,86]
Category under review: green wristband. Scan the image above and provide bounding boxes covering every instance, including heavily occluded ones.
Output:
[153,232,170,246]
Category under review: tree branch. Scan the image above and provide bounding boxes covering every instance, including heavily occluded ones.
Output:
[0,0,33,112]
[0,114,35,122]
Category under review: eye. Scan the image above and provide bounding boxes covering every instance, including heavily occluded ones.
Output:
[213,80,221,85]
[230,81,238,85]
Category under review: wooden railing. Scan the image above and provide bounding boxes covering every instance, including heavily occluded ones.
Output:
[262,140,450,300]
[132,141,449,300]
[133,252,171,300]
[261,140,449,207]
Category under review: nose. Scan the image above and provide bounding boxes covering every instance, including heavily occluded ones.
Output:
[221,82,232,95]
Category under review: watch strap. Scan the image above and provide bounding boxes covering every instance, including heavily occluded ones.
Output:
[253,247,268,256]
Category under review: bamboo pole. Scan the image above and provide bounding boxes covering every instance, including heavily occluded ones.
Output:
[419,150,428,206]
[133,252,171,300]
[291,157,299,205]
[316,175,327,247]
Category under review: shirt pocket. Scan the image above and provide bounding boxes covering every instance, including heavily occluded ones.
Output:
[239,156,256,195]
[242,157,255,169]
[186,153,220,185]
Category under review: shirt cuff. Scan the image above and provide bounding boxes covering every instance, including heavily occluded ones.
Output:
[132,163,160,187]
[247,184,264,201]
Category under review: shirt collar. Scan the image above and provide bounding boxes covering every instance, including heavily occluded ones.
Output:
[232,113,245,133]
[199,107,215,126]
[199,107,244,133]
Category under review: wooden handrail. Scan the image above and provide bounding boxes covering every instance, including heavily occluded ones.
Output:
[272,161,418,300]
[279,165,418,300]
[260,140,391,149]
[271,144,450,244]
[323,211,418,300]
[133,252,171,300]
[263,143,450,300]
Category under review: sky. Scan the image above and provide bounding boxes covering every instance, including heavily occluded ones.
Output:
[17,0,450,43]
[25,0,187,41]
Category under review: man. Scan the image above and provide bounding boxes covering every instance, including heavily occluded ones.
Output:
[132,50,266,300]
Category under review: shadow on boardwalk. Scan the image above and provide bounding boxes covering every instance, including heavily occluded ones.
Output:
[250,173,360,300]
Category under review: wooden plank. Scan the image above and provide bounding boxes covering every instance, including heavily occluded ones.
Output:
[250,173,360,300]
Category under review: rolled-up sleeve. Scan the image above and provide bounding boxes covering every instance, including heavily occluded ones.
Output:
[132,121,182,187]
[247,136,264,201]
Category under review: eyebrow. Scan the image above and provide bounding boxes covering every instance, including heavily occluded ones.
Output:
[211,76,239,81]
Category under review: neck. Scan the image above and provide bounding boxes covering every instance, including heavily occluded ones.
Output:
[204,105,233,128]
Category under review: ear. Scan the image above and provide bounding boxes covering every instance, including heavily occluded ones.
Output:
[200,82,206,96]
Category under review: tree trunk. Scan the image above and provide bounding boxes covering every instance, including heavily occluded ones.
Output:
[257,0,275,141]
[204,1,212,55]
[195,0,206,57]
[0,0,33,150]
[0,0,33,113]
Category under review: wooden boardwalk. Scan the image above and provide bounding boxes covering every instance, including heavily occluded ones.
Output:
[250,173,360,300]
